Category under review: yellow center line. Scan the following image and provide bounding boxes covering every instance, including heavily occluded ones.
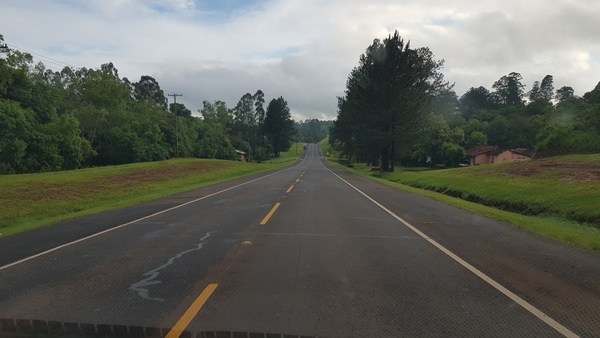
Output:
[260,202,281,225]
[286,185,295,193]
[165,283,218,338]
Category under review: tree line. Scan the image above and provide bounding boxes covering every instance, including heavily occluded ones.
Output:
[0,34,297,174]
[295,119,333,144]
[330,31,600,170]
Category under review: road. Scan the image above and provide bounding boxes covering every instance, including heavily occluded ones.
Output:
[1,144,599,337]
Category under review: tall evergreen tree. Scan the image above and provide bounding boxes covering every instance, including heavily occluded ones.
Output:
[263,96,295,156]
[332,31,449,170]
[539,75,554,102]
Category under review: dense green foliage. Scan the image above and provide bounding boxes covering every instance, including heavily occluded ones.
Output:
[0,35,297,174]
[331,32,600,168]
[295,119,333,143]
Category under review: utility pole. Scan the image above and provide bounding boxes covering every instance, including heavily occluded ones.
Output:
[168,93,182,157]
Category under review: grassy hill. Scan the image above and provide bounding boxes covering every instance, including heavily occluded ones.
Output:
[386,155,600,225]
[0,146,301,237]
[338,154,600,250]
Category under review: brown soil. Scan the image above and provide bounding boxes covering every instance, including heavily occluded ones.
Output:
[107,162,221,186]
[501,159,600,182]
[11,162,226,202]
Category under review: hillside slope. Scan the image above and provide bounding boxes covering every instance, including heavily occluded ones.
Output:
[0,150,300,237]
[385,155,600,226]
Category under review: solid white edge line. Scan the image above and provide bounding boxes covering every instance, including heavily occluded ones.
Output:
[0,164,300,272]
[321,160,579,338]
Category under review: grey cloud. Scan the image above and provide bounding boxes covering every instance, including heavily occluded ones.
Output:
[2,0,600,118]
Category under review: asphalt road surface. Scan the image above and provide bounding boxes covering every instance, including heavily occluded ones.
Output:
[1,144,599,337]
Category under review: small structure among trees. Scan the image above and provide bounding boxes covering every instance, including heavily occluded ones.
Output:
[466,146,531,166]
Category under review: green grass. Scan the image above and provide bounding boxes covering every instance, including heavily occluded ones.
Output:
[273,143,305,163]
[319,137,339,160]
[331,156,600,251]
[0,156,298,237]
[385,155,600,225]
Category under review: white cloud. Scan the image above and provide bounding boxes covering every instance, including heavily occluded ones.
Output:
[2,0,600,119]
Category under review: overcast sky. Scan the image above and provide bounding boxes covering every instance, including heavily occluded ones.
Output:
[2,0,600,120]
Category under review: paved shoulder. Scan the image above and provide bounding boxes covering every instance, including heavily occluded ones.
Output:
[328,163,600,337]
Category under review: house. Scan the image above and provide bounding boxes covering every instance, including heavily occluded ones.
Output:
[235,149,246,162]
[466,146,501,165]
[466,146,531,165]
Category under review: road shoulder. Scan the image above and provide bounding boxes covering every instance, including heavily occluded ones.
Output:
[325,161,600,337]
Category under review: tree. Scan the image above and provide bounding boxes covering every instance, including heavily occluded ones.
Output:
[231,92,260,157]
[583,81,600,104]
[254,89,266,127]
[199,100,236,160]
[492,72,525,106]
[486,116,511,147]
[465,130,488,149]
[133,75,167,109]
[263,97,295,156]
[296,119,332,143]
[556,86,576,104]
[458,86,495,119]
[201,100,232,127]
[332,31,449,170]
[233,93,257,134]
[539,75,554,102]
[528,75,554,118]
[0,100,31,173]
[170,102,192,117]
[410,113,464,167]
[528,81,541,101]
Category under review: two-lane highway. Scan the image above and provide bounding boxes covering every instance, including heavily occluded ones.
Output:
[1,144,599,337]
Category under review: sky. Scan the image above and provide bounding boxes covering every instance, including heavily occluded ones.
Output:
[2,0,600,120]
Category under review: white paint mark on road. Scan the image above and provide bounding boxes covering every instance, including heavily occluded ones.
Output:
[321,159,580,338]
[129,231,215,302]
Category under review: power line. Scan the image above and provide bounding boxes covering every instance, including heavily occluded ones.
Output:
[5,42,77,69]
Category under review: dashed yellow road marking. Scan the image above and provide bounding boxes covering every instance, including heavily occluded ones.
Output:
[260,203,281,225]
[165,283,218,338]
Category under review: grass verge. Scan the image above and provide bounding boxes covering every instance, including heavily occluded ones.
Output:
[0,155,298,237]
[329,160,600,251]
[384,156,600,225]
[319,137,341,161]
